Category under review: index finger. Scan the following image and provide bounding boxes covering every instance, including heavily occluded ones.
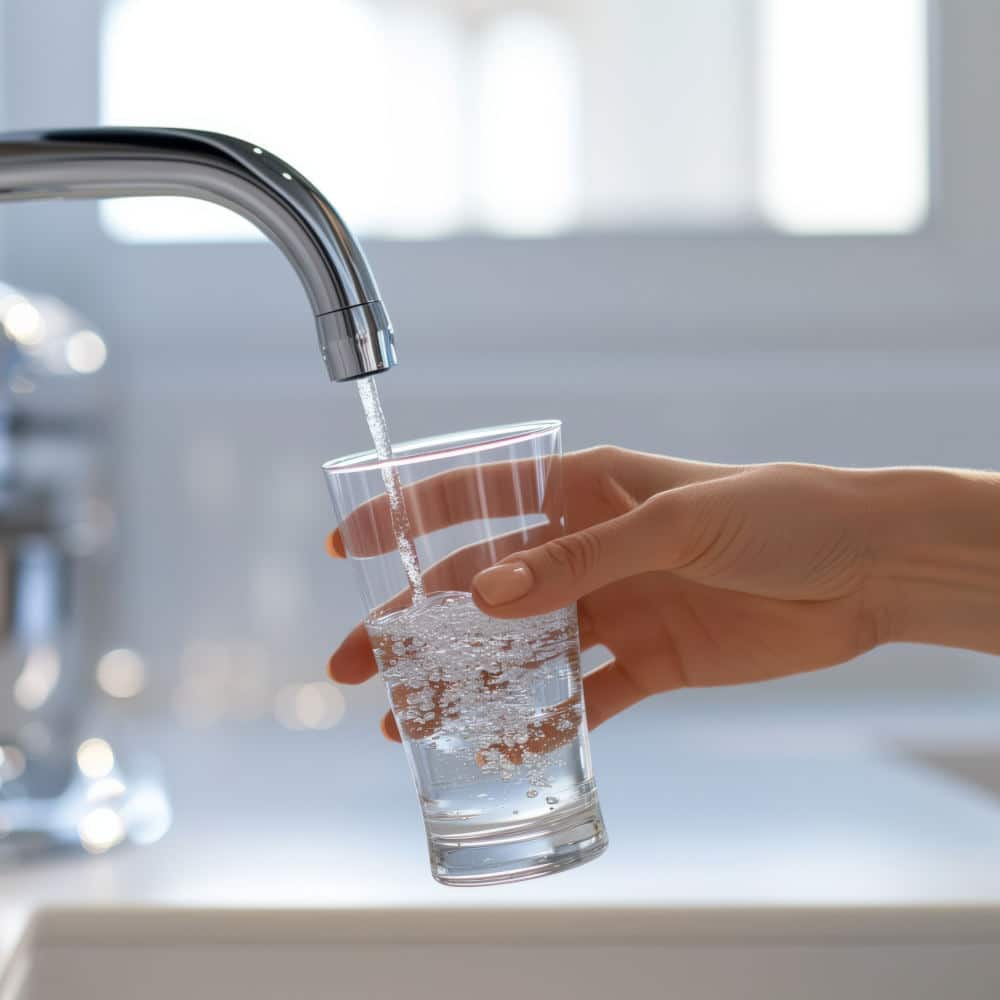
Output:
[329,455,562,558]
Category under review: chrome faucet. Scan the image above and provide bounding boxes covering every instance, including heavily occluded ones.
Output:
[0,127,395,856]
[0,127,396,381]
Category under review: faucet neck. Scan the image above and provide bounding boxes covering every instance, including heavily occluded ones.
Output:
[0,128,396,381]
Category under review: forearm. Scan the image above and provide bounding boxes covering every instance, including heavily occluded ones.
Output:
[862,467,1000,654]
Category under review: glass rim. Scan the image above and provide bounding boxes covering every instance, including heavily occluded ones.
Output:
[323,419,561,474]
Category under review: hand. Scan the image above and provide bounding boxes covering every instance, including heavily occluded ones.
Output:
[326,447,893,741]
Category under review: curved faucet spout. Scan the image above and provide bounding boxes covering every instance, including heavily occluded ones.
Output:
[0,127,396,381]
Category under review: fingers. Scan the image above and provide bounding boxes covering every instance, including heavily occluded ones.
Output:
[326,530,346,558]
[327,624,378,685]
[582,658,658,729]
[612,448,740,500]
[471,492,681,618]
[328,456,558,558]
[327,524,557,688]
[326,449,739,559]
[381,710,401,742]
[421,523,557,593]
[576,603,600,651]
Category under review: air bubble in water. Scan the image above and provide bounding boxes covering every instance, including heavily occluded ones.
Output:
[367,591,584,797]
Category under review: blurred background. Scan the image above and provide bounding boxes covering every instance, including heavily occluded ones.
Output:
[3,0,1000,910]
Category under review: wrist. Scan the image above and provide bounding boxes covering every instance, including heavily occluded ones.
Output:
[860,467,1000,652]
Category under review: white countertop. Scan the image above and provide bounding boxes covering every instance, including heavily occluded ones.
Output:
[5,697,1000,968]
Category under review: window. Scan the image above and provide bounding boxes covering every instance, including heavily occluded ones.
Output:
[759,0,928,233]
[101,0,928,242]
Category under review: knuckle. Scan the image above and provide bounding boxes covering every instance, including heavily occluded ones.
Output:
[591,444,620,464]
[543,531,602,580]
[644,489,688,538]
[646,488,728,572]
[577,444,621,470]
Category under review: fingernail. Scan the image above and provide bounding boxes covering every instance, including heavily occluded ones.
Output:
[474,561,534,606]
[381,713,401,743]
[326,531,346,558]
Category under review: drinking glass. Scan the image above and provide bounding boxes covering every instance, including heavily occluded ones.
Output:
[323,420,608,886]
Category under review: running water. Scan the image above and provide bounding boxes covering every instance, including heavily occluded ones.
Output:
[351,385,605,882]
[357,376,424,600]
[355,379,589,800]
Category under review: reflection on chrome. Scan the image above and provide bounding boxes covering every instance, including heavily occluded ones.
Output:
[8,372,35,394]
[13,645,61,712]
[0,283,108,375]
[1,299,43,346]
[86,776,128,804]
[96,648,146,699]
[65,329,107,373]
[121,783,173,846]
[0,741,173,855]
[0,279,128,861]
[76,738,116,780]
[64,497,117,559]
[0,745,27,783]
[78,806,126,854]
[16,721,52,755]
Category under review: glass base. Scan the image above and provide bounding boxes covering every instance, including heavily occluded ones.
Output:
[428,797,608,887]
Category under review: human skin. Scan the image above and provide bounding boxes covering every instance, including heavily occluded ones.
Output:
[326,448,1000,741]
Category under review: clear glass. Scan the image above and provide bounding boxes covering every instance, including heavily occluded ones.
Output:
[323,420,607,886]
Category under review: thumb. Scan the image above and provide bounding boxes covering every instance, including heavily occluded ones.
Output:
[471,492,688,618]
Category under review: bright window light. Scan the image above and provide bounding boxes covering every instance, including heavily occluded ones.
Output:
[759,0,928,233]
[476,12,581,235]
[100,0,459,241]
[379,8,466,238]
[102,0,927,242]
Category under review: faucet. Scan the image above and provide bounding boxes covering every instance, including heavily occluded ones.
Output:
[0,282,126,855]
[0,127,395,855]
[0,127,397,381]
